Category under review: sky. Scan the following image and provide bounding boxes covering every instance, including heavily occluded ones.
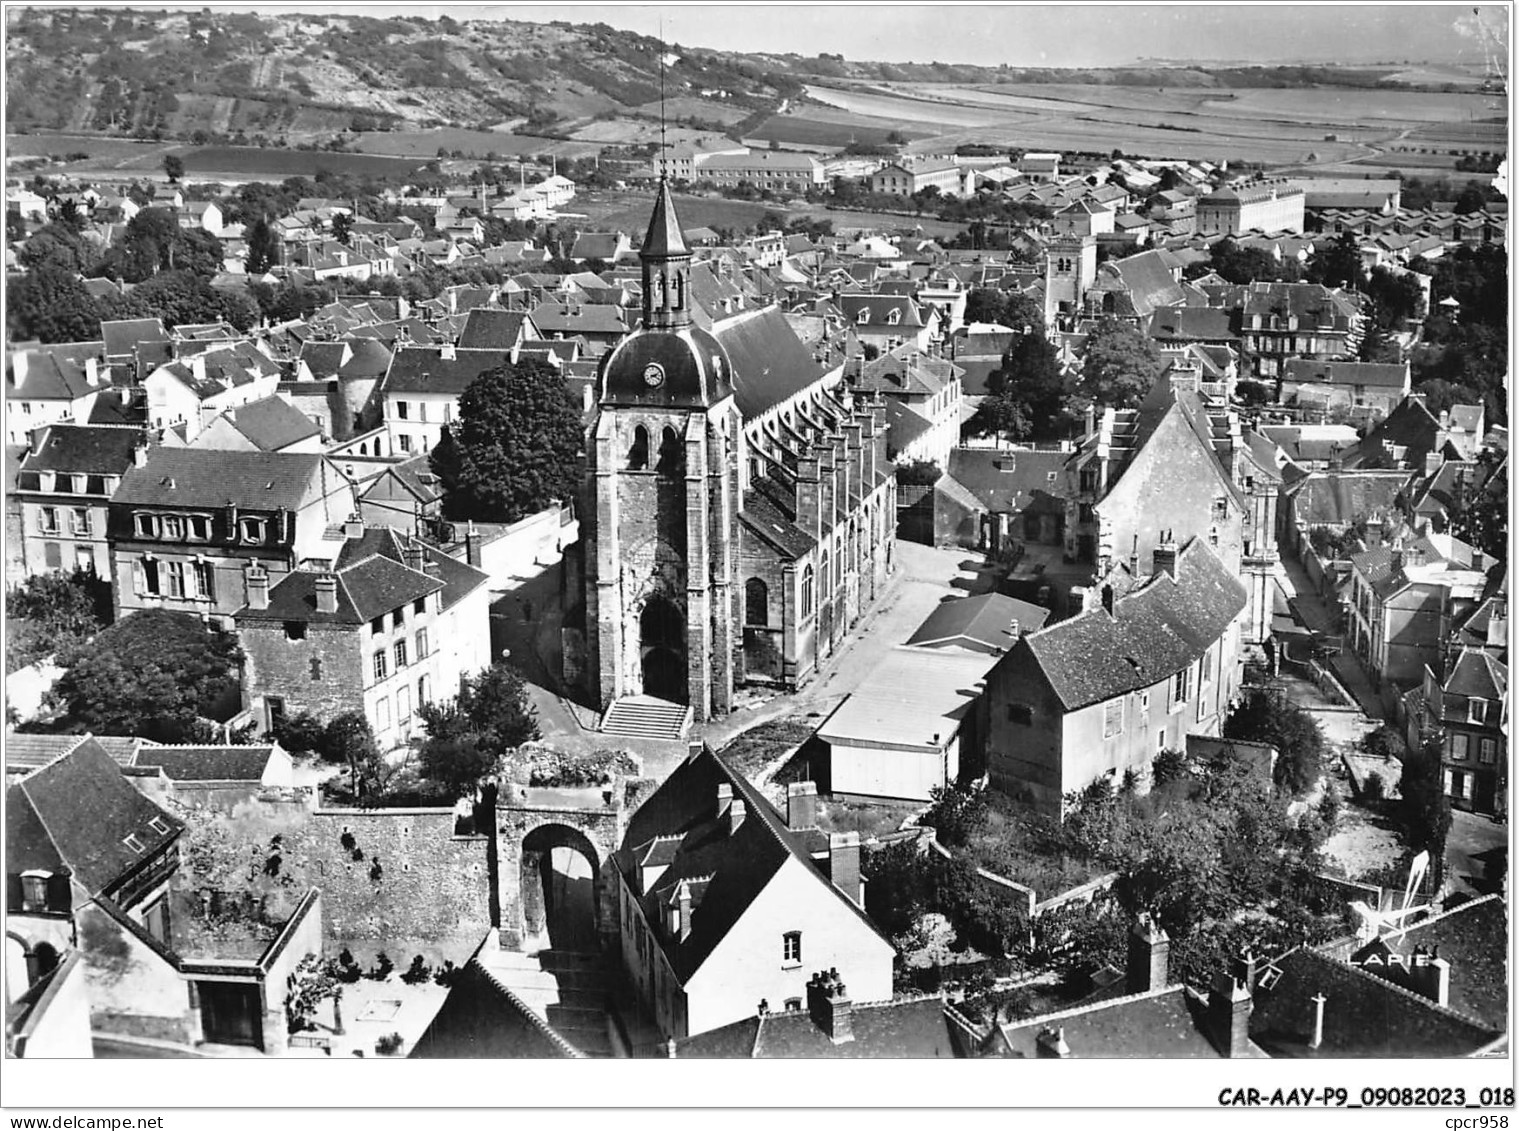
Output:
[190,2,1511,69]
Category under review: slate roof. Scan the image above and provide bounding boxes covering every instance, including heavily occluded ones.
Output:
[457,309,536,351]
[1282,359,1409,389]
[818,645,995,751]
[1249,947,1502,1057]
[131,745,277,783]
[675,995,956,1058]
[17,424,142,476]
[152,343,279,400]
[100,318,169,359]
[945,448,1068,514]
[1287,471,1411,528]
[336,338,393,379]
[7,738,183,898]
[4,733,142,773]
[857,345,962,399]
[837,293,925,330]
[529,302,630,337]
[711,305,826,422]
[1442,647,1507,704]
[113,448,329,510]
[907,592,1050,653]
[740,480,817,561]
[991,985,1235,1058]
[883,399,933,456]
[382,346,510,396]
[6,351,105,403]
[1147,307,1237,343]
[1387,895,1508,1031]
[1096,249,1185,317]
[213,396,321,451]
[615,746,889,984]
[1019,537,1248,711]
[570,231,629,261]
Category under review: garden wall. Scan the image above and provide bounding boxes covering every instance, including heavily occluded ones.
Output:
[305,808,490,945]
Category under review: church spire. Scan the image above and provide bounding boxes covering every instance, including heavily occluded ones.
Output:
[640,180,692,330]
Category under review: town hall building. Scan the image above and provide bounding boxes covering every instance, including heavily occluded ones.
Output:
[569,183,896,723]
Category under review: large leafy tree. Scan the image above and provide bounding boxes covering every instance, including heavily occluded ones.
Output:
[1223,688,1326,795]
[45,609,243,742]
[417,662,540,798]
[244,216,280,275]
[17,223,97,275]
[1077,317,1164,410]
[430,358,583,523]
[1447,448,1507,562]
[1304,231,1363,289]
[130,270,256,331]
[6,268,103,343]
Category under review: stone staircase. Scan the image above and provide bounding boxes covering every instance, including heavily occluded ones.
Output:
[598,694,692,741]
[476,949,620,1057]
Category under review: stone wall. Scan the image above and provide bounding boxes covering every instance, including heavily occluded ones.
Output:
[240,621,366,724]
[305,809,491,943]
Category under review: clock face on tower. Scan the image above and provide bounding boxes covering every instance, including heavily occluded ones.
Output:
[643,363,665,387]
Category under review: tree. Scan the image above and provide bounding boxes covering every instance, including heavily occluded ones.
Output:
[895,459,942,486]
[6,567,111,642]
[430,359,583,523]
[6,268,103,343]
[131,270,255,331]
[416,662,539,798]
[1078,318,1164,410]
[323,711,386,800]
[1223,688,1326,795]
[45,609,243,742]
[162,154,185,183]
[1399,735,1453,889]
[1447,448,1506,561]
[1304,232,1362,289]
[1208,237,1281,285]
[965,395,1031,444]
[331,211,353,247]
[17,223,96,275]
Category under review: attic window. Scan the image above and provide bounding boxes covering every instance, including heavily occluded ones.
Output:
[856,309,870,325]
[148,817,170,835]
[122,834,145,854]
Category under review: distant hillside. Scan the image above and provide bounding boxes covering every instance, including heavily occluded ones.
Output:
[4,8,798,143]
[4,8,1476,149]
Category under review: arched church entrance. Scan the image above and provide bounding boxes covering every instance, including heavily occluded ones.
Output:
[639,596,686,703]
[519,824,602,953]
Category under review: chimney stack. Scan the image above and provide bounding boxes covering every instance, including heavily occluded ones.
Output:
[132,437,150,468]
[314,573,338,614]
[465,520,482,568]
[829,831,863,908]
[806,970,854,1045]
[1036,1026,1071,1058]
[717,782,733,819]
[84,356,100,386]
[403,537,427,574]
[244,563,269,611]
[1207,968,1255,1058]
[728,798,747,836]
[1153,533,1179,579]
[343,513,364,540]
[787,781,819,830]
[1100,583,1115,617]
[440,342,456,361]
[676,880,693,941]
[1127,912,1170,995]
[1308,992,1327,1050]
[1408,946,1452,1008]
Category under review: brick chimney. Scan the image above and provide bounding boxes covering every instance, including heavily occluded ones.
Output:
[1126,912,1170,994]
[314,573,338,614]
[1036,1026,1071,1058]
[244,563,269,610]
[1206,967,1255,1058]
[829,831,863,907]
[806,970,853,1044]
[403,537,427,574]
[728,798,746,836]
[1153,533,1179,579]
[676,879,693,942]
[787,781,819,830]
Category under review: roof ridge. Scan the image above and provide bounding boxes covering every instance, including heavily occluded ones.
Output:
[999,983,1184,1031]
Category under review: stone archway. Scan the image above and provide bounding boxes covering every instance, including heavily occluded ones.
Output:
[520,823,602,953]
[639,595,686,703]
[495,798,628,954]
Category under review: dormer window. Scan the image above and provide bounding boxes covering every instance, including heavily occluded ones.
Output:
[122,834,145,854]
[161,515,185,540]
[148,817,170,836]
[1468,698,1487,725]
[886,308,902,326]
[239,517,267,543]
[856,309,870,325]
[20,870,50,911]
[135,513,161,538]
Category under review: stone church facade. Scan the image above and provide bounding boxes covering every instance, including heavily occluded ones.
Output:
[566,183,896,722]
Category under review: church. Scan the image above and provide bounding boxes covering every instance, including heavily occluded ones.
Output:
[564,183,897,723]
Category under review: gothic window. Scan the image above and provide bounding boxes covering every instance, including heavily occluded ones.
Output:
[800,564,815,618]
[745,578,769,627]
[821,548,830,592]
[628,425,649,471]
[1057,257,1073,274]
[656,426,682,476]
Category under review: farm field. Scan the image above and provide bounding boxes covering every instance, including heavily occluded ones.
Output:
[743,112,934,150]
[5,133,175,167]
[570,190,970,241]
[352,127,602,159]
[178,146,428,179]
[797,81,1508,166]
